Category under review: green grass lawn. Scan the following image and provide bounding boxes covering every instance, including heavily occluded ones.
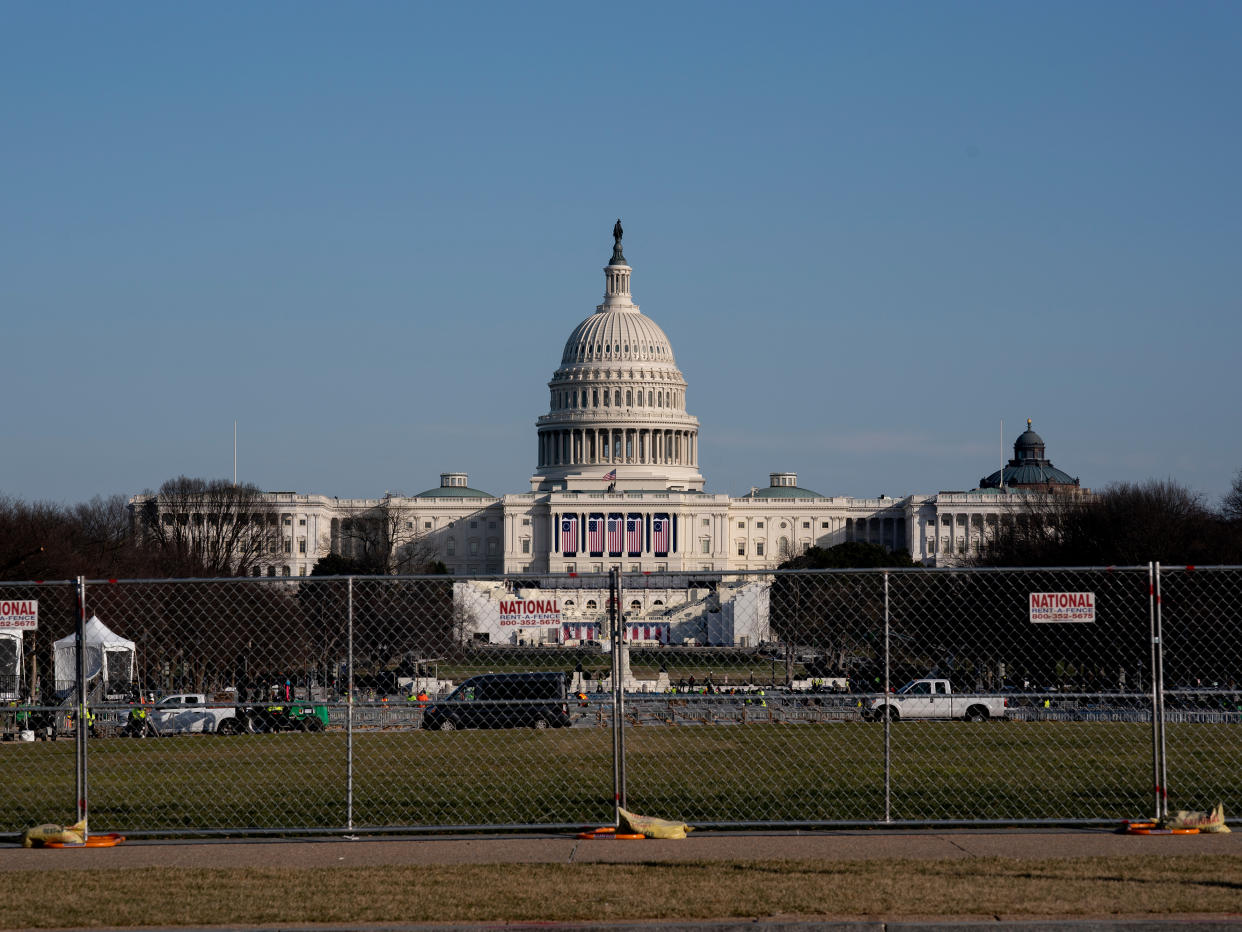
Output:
[2,721,1238,835]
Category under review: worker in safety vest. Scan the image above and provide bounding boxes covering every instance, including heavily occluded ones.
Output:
[126,696,149,737]
[758,689,767,708]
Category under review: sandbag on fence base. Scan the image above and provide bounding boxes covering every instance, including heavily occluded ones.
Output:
[618,807,695,839]
[21,819,87,848]
[1165,803,1230,834]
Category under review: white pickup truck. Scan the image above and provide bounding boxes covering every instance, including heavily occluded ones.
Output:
[148,693,243,735]
[869,679,1007,722]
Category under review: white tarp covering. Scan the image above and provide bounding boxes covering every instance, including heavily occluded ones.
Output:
[0,630,20,700]
[53,615,136,696]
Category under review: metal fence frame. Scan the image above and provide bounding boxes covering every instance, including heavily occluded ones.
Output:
[2,562,1237,838]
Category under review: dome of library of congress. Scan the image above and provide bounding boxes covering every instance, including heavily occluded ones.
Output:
[531,223,705,493]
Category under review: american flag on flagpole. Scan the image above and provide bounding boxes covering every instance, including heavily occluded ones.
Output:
[652,514,670,555]
[602,468,616,481]
[560,515,578,555]
[626,515,642,555]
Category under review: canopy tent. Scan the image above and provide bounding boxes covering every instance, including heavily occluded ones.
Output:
[0,630,20,700]
[53,616,136,698]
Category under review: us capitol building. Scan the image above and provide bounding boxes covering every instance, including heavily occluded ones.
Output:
[136,223,1083,646]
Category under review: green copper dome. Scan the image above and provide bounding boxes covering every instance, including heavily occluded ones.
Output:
[980,419,1080,490]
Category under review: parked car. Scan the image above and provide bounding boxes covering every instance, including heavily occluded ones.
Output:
[422,671,572,731]
[147,693,243,735]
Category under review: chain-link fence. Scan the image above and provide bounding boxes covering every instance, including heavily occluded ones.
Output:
[1,565,1238,837]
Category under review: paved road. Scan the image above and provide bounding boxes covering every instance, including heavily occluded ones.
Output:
[2,826,1239,870]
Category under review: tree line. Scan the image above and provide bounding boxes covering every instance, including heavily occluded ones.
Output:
[770,471,1242,691]
[0,477,456,702]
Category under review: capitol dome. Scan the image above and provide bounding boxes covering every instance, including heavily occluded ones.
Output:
[531,223,704,493]
[559,310,676,366]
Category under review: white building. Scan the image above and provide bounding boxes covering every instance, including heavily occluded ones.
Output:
[133,224,1083,644]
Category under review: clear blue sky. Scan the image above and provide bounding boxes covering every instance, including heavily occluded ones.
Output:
[3,2,1239,506]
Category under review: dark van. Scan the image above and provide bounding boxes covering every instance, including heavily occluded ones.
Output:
[422,672,572,731]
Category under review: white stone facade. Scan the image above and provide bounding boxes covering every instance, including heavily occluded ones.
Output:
[133,228,1057,589]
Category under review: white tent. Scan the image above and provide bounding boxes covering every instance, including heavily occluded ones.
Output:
[53,616,136,697]
[0,630,20,700]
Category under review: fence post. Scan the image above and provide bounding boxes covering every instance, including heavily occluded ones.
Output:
[1154,562,1168,818]
[883,570,891,824]
[346,575,354,832]
[1147,562,1162,820]
[610,567,626,820]
[75,576,89,838]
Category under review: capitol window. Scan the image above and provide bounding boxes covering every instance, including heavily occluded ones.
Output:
[469,540,479,556]
[447,538,455,555]
[614,389,621,405]
[700,539,710,554]
[521,538,530,553]
[593,390,599,406]
[647,391,653,405]
[736,541,745,556]
[626,390,632,406]
[756,542,765,556]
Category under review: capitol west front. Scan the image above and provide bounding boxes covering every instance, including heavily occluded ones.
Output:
[134,225,1080,646]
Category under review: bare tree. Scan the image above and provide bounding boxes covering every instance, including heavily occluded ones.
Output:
[1223,468,1242,523]
[132,477,282,577]
[332,497,440,575]
[975,479,1233,567]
